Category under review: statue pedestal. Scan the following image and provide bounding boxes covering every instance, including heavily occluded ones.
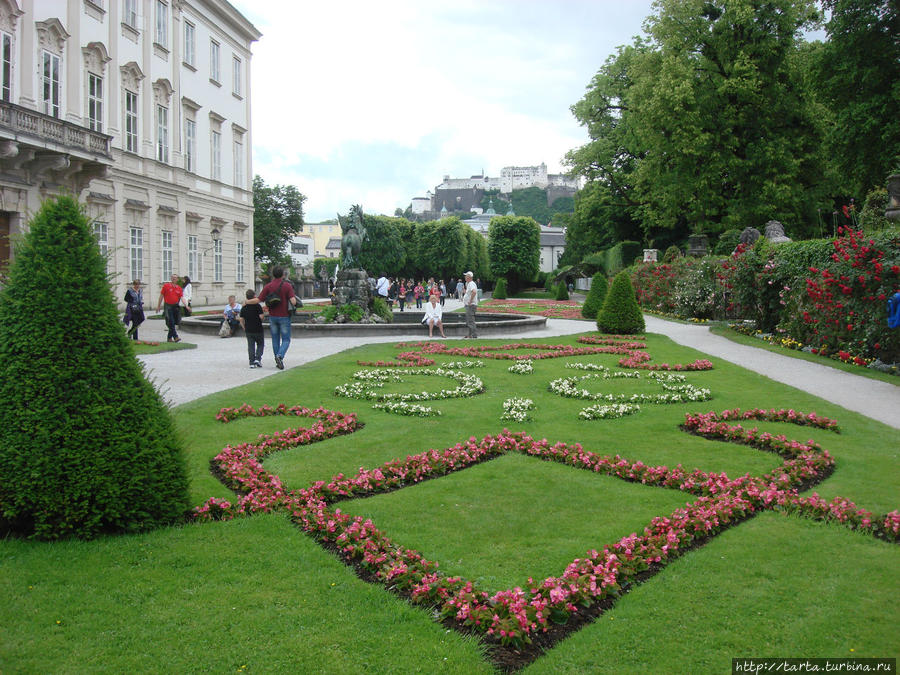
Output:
[333,269,371,312]
[886,174,900,222]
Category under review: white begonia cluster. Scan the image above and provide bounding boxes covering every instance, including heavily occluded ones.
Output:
[578,403,641,420]
[565,362,640,378]
[501,397,535,422]
[334,368,484,402]
[548,373,711,404]
[372,401,441,417]
[443,360,485,369]
[508,361,534,375]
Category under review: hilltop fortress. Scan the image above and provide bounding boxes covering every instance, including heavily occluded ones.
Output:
[411,163,580,218]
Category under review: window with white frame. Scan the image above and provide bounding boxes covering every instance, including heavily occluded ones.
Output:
[183,21,195,66]
[41,50,60,117]
[184,118,196,172]
[210,130,221,180]
[161,229,173,279]
[210,40,220,82]
[130,227,143,281]
[125,89,138,152]
[233,137,243,186]
[188,234,199,280]
[123,0,138,28]
[93,221,108,269]
[155,0,168,47]
[236,240,244,282]
[156,104,168,162]
[213,239,223,282]
[232,56,241,96]
[88,73,102,132]
[1,31,12,102]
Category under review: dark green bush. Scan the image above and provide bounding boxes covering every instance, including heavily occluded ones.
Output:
[372,297,393,323]
[580,252,606,276]
[581,272,608,319]
[0,195,189,540]
[714,229,741,255]
[493,277,508,299]
[604,241,642,276]
[663,245,682,262]
[554,282,569,300]
[597,271,645,334]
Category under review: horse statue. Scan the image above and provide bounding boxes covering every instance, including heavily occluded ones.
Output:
[337,204,367,269]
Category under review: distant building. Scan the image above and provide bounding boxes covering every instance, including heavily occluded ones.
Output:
[305,221,341,257]
[0,0,261,307]
[538,226,566,273]
[324,236,342,258]
[286,234,314,268]
[411,163,580,220]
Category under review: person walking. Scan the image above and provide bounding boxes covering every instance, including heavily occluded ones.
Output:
[123,279,145,340]
[181,276,193,315]
[398,279,407,311]
[259,266,297,370]
[414,280,424,308]
[463,270,478,338]
[455,278,464,300]
[156,273,187,342]
[439,279,447,306]
[239,289,265,368]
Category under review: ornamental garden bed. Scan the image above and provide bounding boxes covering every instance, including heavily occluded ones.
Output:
[2,333,897,672]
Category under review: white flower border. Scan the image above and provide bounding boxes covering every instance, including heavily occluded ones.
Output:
[501,397,535,422]
[334,368,484,403]
[549,372,711,404]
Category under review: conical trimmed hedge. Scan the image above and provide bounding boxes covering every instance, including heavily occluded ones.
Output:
[493,277,508,299]
[597,270,645,334]
[0,195,189,539]
[581,272,608,319]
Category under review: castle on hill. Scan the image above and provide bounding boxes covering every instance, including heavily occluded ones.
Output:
[410,163,580,218]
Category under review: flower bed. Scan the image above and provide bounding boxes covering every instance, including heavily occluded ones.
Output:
[195,401,897,663]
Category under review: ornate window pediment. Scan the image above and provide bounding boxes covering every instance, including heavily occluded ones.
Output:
[0,0,24,35]
[152,78,174,106]
[35,18,69,54]
[82,41,111,73]
[120,61,144,91]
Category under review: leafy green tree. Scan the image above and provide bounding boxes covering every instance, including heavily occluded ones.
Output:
[559,182,641,268]
[394,218,419,278]
[816,0,900,198]
[463,226,490,282]
[597,271,645,334]
[0,196,189,539]
[415,217,467,280]
[253,175,306,262]
[488,216,541,293]
[630,0,824,235]
[357,215,406,276]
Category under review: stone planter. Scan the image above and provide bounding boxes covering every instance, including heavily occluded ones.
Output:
[687,234,708,257]
[886,174,900,222]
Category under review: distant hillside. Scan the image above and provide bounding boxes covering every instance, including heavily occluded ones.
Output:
[479,187,575,225]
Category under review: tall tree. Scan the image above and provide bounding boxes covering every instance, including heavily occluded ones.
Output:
[816,0,900,198]
[415,217,467,281]
[631,0,824,235]
[487,216,541,292]
[253,175,306,262]
[357,215,406,276]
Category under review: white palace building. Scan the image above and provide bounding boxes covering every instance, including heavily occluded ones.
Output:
[0,0,260,307]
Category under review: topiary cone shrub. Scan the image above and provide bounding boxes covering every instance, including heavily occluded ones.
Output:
[555,281,570,300]
[0,195,189,540]
[581,272,608,319]
[493,277,508,299]
[597,270,645,334]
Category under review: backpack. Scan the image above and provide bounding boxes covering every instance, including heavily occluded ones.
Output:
[265,279,285,308]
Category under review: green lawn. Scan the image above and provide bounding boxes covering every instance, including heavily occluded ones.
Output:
[2,333,897,673]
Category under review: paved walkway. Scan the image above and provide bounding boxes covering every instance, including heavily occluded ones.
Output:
[136,303,899,429]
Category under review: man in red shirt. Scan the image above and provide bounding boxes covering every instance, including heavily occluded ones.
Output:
[258,266,297,370]
[156,273,186,342]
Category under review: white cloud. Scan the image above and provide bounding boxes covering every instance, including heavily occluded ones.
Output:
[232,0,655,220]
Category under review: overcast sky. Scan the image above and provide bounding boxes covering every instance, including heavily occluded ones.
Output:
[230,0,658,222]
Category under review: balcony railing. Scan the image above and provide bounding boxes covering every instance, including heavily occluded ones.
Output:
[0,100,112,158]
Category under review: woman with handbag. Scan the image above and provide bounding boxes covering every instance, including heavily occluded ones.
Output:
[124,279,145,340]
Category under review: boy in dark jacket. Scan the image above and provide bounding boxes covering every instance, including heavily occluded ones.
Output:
[239,289,266,368]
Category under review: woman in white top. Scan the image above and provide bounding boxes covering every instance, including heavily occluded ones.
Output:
[422,295,446,338]
[181,275,193,315]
